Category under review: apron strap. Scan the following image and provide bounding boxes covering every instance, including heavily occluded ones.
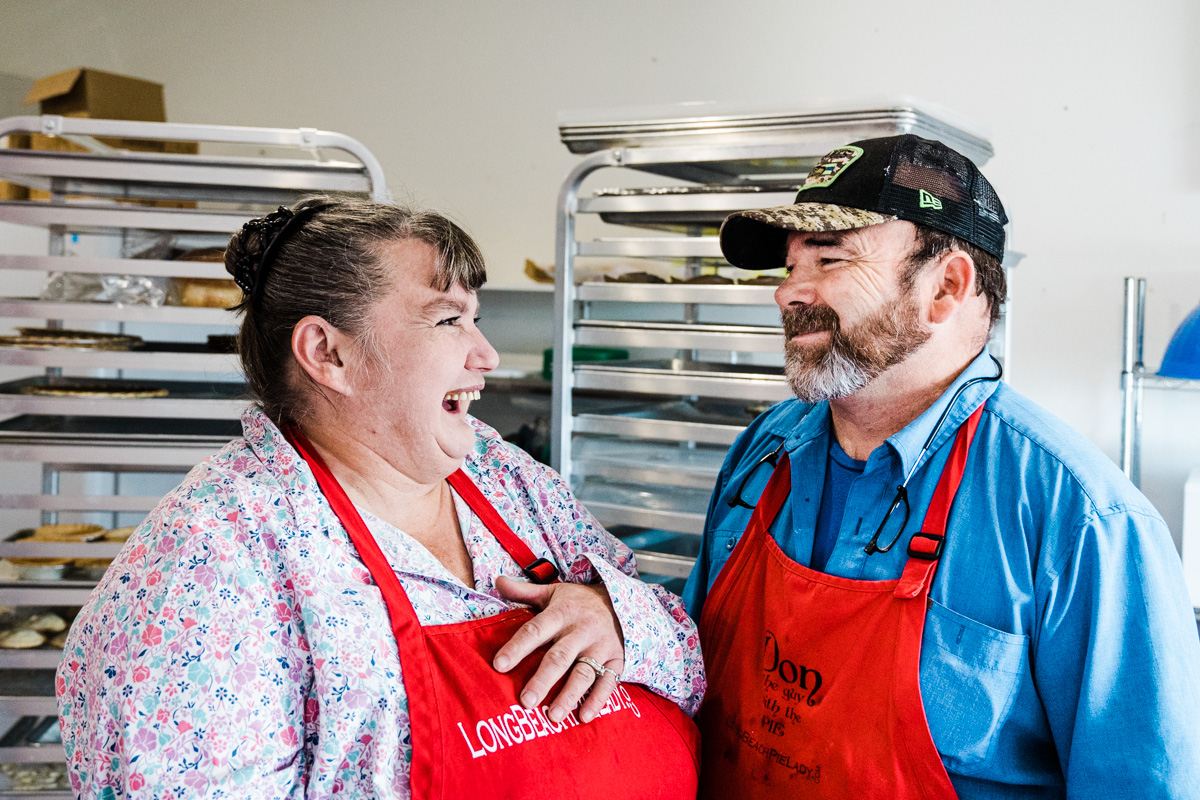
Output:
[282,426,443,791]
[283,427,429,632]
[746,454,793,542]
[894,403,986,599]
[446,470,559,584]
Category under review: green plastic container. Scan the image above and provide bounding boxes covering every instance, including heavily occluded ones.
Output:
[542,347,629,381]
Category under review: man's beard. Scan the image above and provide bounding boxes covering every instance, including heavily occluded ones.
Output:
[782,289,930,402]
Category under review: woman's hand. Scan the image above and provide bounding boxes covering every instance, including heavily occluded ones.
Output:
[492,576,625,724]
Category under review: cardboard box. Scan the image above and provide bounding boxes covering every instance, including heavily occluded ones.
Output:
[0,69,196,205]
[1,68,197,205]
[25,68,167,122]
[0,134,30,201]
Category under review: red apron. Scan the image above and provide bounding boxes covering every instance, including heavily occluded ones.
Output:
[285,429,700,800]
[697,405,984,799]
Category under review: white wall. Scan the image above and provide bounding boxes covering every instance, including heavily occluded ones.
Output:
[2,0,1199,538]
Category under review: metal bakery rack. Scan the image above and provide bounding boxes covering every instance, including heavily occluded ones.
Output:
[1119,277,1200,487]
[552,103,1007,589]
[0,115,386,796]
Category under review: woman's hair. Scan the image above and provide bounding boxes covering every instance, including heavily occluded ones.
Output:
[224,196,487,424]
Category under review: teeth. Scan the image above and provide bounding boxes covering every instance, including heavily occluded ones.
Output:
[444,390,481,406]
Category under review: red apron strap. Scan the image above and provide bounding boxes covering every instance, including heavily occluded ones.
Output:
[894,403,986,599]
[282,426,443,792]
[445,469,560,584]
[747,455,793,541]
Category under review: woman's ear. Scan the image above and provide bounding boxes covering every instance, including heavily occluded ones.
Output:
[291,315,354,396]
[927,250,977,325]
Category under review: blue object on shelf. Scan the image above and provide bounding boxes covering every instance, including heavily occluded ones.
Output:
[1159,302,1200,379]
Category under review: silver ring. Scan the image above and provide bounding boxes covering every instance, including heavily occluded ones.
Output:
[577,655,611,680]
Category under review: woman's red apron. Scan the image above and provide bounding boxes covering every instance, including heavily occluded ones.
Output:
[285,429,700,800]
[697,405,984,799]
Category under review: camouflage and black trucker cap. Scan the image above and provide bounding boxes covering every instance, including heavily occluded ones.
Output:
[719,134,1008,269]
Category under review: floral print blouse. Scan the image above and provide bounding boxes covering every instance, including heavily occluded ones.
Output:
[56,408,705,799]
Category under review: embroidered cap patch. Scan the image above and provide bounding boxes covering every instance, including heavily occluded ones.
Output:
[796,145,864,193]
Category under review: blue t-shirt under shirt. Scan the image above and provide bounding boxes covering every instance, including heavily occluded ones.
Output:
[811,439,867,572]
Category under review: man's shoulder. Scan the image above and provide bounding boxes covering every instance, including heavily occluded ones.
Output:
[982,383,1157,520]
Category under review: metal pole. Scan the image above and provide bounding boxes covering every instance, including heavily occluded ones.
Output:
[1120,277,1145,485]
[1132,278,1146,486]
[551,150,616,481]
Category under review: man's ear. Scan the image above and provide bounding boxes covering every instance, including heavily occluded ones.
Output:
[927,250,977,325]
[291,315,354,396]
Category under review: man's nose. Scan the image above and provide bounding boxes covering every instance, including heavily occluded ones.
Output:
[775,265,818,309]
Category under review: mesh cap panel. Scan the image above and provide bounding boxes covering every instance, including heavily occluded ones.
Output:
[880,137,1007,258]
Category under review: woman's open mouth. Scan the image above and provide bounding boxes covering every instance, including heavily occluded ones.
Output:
[443,389,481,415]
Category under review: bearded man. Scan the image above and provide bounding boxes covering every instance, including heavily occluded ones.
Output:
[682,135,1200,799]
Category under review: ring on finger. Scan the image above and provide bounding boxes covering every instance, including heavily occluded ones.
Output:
[577,655,613,680]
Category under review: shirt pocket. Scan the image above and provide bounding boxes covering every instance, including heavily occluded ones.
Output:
[919,599,1030,775]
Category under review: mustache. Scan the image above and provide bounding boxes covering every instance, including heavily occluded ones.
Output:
[781,305,841,338]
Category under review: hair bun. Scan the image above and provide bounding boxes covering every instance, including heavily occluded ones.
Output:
[225,206,297,296]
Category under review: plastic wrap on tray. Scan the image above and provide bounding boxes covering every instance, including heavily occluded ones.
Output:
[0,762,70,791]
[40,271,168,307]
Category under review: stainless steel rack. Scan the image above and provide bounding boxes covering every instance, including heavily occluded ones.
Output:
[0,115,386,792]
[1119,277,1200,487]
[552,106,1001,586]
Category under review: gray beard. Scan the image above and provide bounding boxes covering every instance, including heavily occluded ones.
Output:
[783,291,930,403]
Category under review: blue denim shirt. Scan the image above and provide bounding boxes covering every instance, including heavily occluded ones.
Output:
[683,351,1200,799]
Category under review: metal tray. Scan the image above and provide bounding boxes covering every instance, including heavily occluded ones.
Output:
[577,479,709,536]
[593,183,800,197]
[572,437,726,490]
[0,529,125,561]
[0,377,249,420]
[0,718,59,749]
[574,398,766,446]
[581,190,798,231]
[574,320,782,353]
[0,414,239,443]
[0,146,370,205]
[559,105,993,164]
[0,341,241,374]
[613,528,700,582]
[574,358,790,403]
[575,281,779,305]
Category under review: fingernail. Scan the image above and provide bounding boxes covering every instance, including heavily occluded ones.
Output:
[521,692,536,708]
[580,710,594,723]
[494,657,509,671]
[548,707,564,722]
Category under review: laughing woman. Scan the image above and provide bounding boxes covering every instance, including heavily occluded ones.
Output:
[56,198,703,799]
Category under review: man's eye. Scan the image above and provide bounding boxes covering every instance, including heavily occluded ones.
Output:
[819,258,845,268]
[437,316,460,326]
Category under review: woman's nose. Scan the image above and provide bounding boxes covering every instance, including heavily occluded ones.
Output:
[469,328,500,372]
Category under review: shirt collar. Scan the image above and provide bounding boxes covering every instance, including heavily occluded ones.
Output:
[240,405,310,493]
[885,348,1001,478]
[758,348,1000,473]
[760,398,829,451]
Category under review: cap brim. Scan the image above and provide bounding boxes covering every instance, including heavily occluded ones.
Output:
[719,203,896,269]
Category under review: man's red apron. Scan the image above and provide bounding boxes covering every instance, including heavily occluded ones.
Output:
[285,429,700,800]
[697,405,984,799]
